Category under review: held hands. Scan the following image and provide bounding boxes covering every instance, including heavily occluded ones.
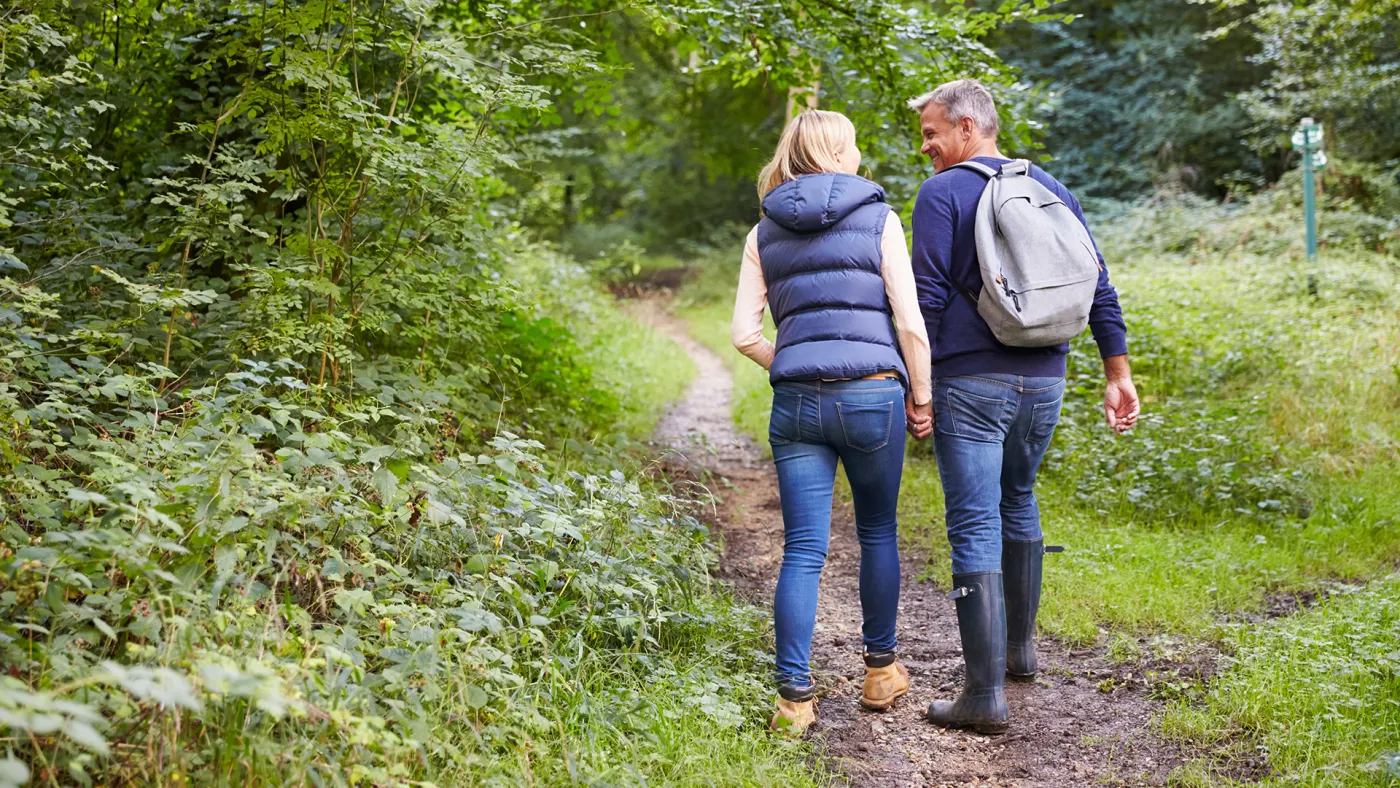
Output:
[905,396,933,441]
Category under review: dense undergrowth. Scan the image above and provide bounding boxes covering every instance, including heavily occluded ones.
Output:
[0,240,836,785]
[671,163,1400,785]
[0,245,836,787]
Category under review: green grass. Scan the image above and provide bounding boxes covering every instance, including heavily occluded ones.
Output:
[896,455,1400,644]
[589,293,697,440]
[670,190,1400,785]
[1164,576,1400,787]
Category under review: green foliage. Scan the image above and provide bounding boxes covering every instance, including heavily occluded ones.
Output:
[1022,190,1400,644]
[0,366,805,782]
[1049,169,1399,527]
[987,0,1400,198]
[0,1,847,784]
[1165,577,1400,786]
[993,0,1270,197]
[1218,0,1400,167]
[1,0,565,438]
[1089,159,1400,262]
[522,0,1062,250]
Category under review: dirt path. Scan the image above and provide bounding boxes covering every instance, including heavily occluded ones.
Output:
[634,299,1185,787]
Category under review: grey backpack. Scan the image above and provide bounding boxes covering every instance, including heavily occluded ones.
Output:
[952,159,1101,347]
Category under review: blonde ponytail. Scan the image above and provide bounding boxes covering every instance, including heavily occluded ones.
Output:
[757,110,857,203]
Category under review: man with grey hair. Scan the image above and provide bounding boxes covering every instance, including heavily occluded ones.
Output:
[903,79,1140,734]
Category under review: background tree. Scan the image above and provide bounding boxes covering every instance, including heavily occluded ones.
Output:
[1218,0,1400,167]
[990,0,1270,197]
[516,0,1062,251]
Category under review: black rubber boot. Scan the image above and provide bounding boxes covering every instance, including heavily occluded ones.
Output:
[1003,540,1063,680]
[926,571,1010,735]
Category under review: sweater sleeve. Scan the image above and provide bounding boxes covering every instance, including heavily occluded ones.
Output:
[880,212,933,405]
[910,179,956,370]
[1064,191,1129,359]
[731,226,775,369]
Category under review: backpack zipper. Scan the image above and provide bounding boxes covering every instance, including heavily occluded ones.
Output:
[1000,277,1023,313]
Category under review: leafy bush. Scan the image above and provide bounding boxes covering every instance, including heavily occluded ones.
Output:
[0,346,825,784]
[1090,159,1400,263]
[1044,176,1400,526]
[0,1,658,447]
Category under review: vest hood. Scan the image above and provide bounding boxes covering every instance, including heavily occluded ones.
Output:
[761,173,886,233]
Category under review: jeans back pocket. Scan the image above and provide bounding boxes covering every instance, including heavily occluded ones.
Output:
[769,392,803,446]
[836,400,894,453]
[1026,395,1063,445]
[942,387,1011,442]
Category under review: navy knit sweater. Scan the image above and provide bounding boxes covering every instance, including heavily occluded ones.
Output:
[911,156,1129,379]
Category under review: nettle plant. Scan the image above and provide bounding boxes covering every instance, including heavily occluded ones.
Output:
[1045,301,1308,525]
[0,345,739,783]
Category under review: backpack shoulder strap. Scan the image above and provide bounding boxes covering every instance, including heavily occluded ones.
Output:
[997,159,1032,177]
[949,160,997,179]
[947,161,997,308]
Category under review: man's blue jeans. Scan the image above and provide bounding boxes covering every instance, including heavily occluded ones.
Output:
[932,374,1065,575]
[769,378,907,690]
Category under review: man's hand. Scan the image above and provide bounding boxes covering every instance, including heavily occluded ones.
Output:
[906,396,933,441]
[1102,354,1140,434]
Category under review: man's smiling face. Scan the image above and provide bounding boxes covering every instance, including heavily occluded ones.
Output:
[918,103,966,172]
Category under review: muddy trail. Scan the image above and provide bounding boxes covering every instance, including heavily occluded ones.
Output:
[633,298,1187,788]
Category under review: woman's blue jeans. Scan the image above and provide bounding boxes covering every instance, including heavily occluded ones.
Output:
[932,374,1065,575]
[768,378,907,690]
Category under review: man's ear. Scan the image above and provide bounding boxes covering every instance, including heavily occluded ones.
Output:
[960,116,976,138]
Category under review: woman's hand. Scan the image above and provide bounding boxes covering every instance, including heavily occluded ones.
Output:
[905,396,933,440]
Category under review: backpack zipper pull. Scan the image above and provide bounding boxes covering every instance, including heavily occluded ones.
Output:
[1001,278,1023,313]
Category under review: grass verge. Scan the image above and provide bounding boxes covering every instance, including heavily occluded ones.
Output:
[1164,576,1400,787]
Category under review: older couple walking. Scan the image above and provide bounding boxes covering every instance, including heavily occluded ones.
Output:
[730,79,1141,735]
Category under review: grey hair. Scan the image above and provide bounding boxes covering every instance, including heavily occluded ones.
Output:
[906,79,1000,136]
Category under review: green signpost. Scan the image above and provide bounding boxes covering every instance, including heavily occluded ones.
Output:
[1291,118,1325,293]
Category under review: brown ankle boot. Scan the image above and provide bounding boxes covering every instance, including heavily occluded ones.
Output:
[770,697,817,735]
[860,653,910,711]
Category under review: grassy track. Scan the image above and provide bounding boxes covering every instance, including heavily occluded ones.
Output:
[672,193,1400,785]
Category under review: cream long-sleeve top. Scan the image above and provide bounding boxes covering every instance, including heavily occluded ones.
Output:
[730,212,933,406]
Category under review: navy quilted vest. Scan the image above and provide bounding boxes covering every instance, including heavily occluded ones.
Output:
[758,173,908,386]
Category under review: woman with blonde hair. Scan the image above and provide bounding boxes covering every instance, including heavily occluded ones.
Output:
[732,109,933,733]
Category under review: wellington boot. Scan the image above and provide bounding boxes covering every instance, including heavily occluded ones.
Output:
[1004,539,1042,680]
[1003,540,1063,680]
[927,571,1010,735]
[859,655,910,711]
[769,697,816,736]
